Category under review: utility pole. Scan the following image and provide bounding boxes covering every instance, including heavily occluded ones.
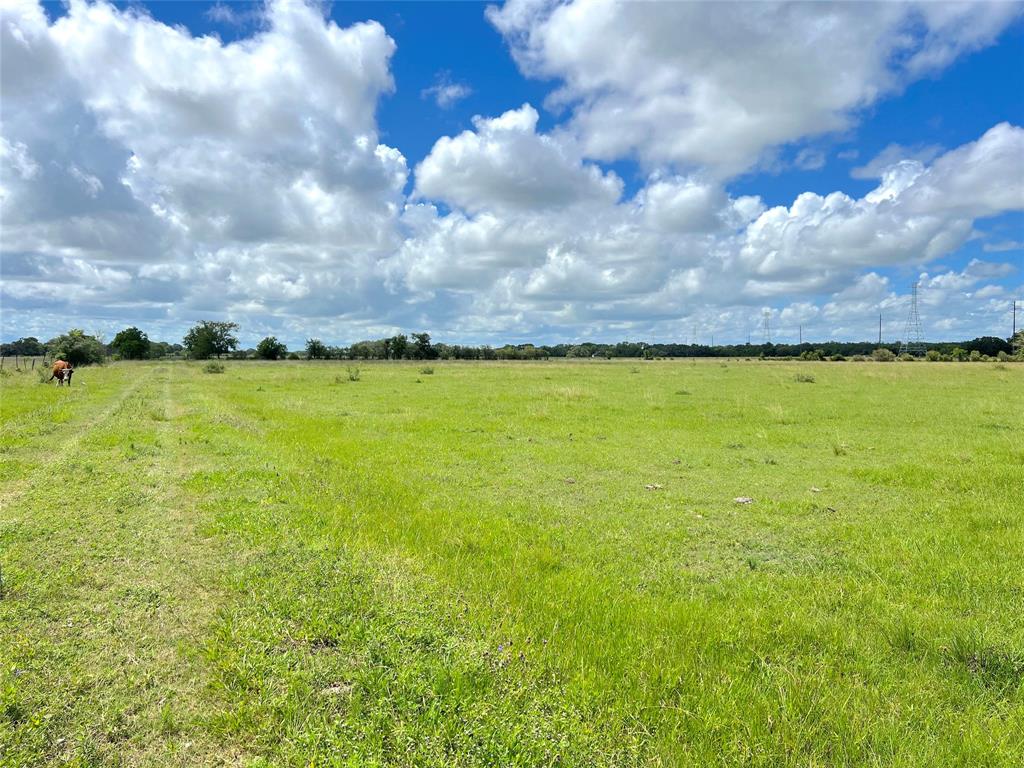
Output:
[762,309,772,344]
[799,324,802,345]
[878,313,882,345]
[1014,299,1017,338]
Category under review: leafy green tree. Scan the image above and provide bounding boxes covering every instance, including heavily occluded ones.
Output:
[149,341,182,359]
[388,334,409,359]
[412,332,436,360]
[46,329,105,366]
[0,337,46,357]
[110,327,151,360]
[305,339,328,359]
[256,336,287,360]
[183,321,239,359]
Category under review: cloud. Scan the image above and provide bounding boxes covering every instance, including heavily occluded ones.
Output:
[983,240,1023,253]
[488,0,1021,177]
[1,1,1021,346]
[1,0,407,333]
[851,142,944,179]
[389,119,1023,341]
[414,104,623,213]
[794,148,826,171]
[421,71,473,108]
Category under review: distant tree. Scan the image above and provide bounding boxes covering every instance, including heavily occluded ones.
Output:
[961,336,1011,357]
[148,341,182,359]
[411,332,434,360]
[256,336,287,360]
[46,329,105,366]
[183,321,239,359]
[111,326,151,360]
[305,338,328,360]
[1013,330,1024,358]
[0,337,46,357]
[388,334,409,360]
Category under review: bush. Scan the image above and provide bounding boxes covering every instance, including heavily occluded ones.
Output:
[419,366,435,375]
[47,329,105,366]
[287,352,300,360]
[872,348,896,362]
[969,350,983,363]
[794,373,816,383]
[829,354,846,362]
[926,350,941,362]
[203,361,225,374]
[898,353,915,362]
[346,366,361,382]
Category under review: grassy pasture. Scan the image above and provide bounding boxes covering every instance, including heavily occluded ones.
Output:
[1,359,1022,767]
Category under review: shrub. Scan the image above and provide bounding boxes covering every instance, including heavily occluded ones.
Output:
[347,366,361,382]
[872,348,896,362]
[794,373,816,383]
[419,366,435,375]
[926,350,941,362]
[287,352,300,360]
[203,361,225,374]
[969,350,983,363]
[898,353,915,362]
[829,354,846,362]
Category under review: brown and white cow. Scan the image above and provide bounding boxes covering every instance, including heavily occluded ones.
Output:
[49,360,74,386]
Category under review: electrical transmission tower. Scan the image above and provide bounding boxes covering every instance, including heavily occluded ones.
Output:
[761,310,772,344]
[898,282,926,356]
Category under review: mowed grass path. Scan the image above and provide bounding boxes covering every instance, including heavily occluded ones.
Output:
[1,360,1021,766]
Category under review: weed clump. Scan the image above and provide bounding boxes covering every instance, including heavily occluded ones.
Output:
[419,366,434,375]
[203,361,225,374]
[346,366,361,382]
[794,373,816,383]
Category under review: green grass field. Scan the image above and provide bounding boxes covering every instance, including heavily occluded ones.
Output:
[1,360,1022,767]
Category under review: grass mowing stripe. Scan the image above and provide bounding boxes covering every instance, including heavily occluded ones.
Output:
[1,366,248,766]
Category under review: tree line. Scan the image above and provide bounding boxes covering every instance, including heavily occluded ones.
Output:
[3,321,1022,366]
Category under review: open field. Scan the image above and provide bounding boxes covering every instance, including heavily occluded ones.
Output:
[1,359,1022,767]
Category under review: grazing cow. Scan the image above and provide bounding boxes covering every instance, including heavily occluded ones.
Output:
[49,360,74,386]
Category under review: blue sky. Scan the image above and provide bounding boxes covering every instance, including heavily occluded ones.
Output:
[2,0,1022,347]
